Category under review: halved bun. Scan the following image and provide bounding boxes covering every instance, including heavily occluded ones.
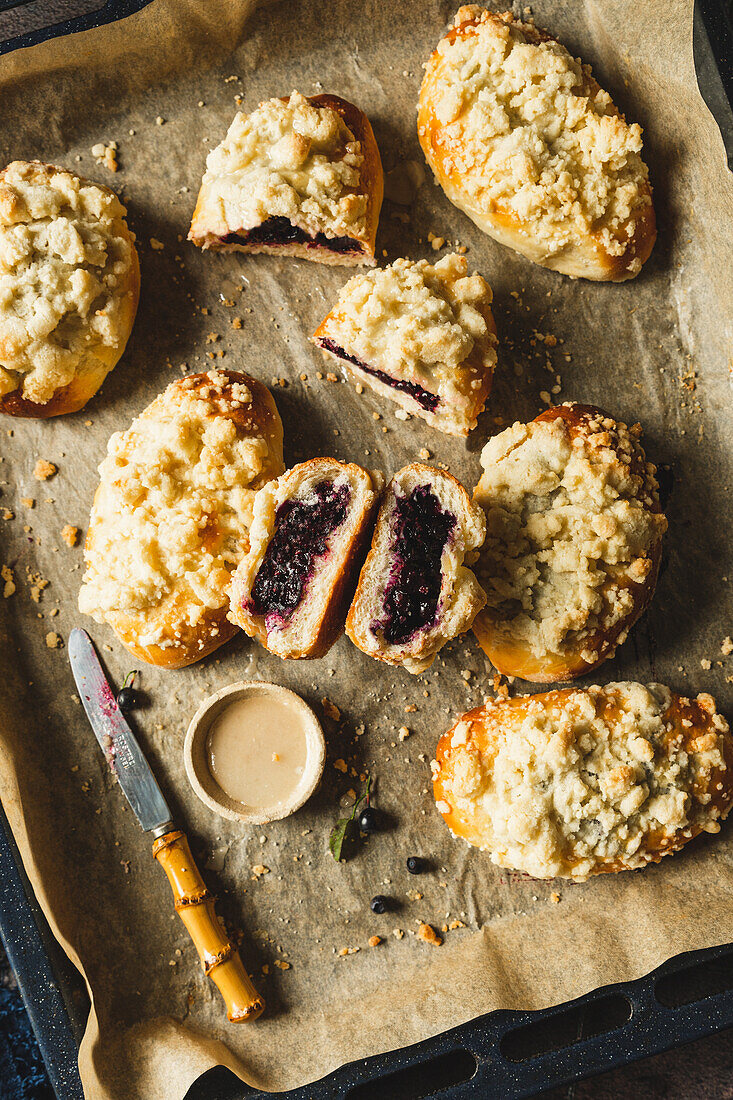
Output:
[346,463,486,674]
[228,458,382,659]
[433,683,733,880]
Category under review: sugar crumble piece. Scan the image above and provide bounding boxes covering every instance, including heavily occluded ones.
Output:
[251,864,270,878]
[333,758,348,774]
[700,658,712,670]
[34,459,57,481]
[2,565,15,598]
[550,892,561,904]
[1,508,13,520]
[321,697,341,721]
[417,922,442,946]
[45,631,63,649]
[21,498,35,509]
[61,524,80,548]
[392,928,404,939]
[398,726,411,741]
[273,960,291,970]
[721,637,733,656]
[150,237,165,251]
[368,935,383,947]
[91,141,118,172]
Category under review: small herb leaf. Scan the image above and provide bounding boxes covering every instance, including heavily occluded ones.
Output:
[329,774,372,862]
[329,817,353,862]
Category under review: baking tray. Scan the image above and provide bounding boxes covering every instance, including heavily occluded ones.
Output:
[0,1,732,1098]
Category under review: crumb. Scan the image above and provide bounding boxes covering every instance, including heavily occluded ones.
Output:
[337,946,360,957]
[21,498,34,509]
[273,960,291,970]
[417,922,442,947]
[150,238,165,251]
[61,524,79,548]
[407,889,423,901]
[722,637,733,656]
[91,141,118,172]
[550,892,561,904]
[418,448,431,460]
[251,864,270,878]
[405,704,417,713]
[392,928,404,939]
[398,726,410,741]
[701,658,712,670]
[368,935,382,948]
[33,459,57,481]
[448,920,466,930]
[1,508,13,520]
[395,409,410,421]
[232,317,243,329]
[333,758,348,773]
[321,697,341,721]
[2,565,15,598]
[155,116,165,125]
[45,631,63,649]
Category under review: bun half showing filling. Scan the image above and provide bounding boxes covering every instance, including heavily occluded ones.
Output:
[228,459,382,659]
[346,463,486,673]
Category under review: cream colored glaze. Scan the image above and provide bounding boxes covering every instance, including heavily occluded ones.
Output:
[206,695,309,810]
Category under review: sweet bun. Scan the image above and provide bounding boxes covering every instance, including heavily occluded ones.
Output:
[189,91,383,267]
[418,7,656,281]
[433,683,733,880]
[312,253,497,436]
[346,463,486,674]
[228,458,382,659]
[0,160,139,417]
[472,403,666,682]
[79,370,284,668]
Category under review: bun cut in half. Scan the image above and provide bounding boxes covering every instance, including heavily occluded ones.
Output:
[433,683,733,880]
[346,463,486,674]
[418,7,656,281]
[228,459,382,660]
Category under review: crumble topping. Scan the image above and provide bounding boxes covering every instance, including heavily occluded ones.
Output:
[314,253,496,432]
[79,371,277,645]
[0,161,136,403]
[191,91,366,242]
[433,683,731,880]
[420,8,652,262]
[473,409,666,663]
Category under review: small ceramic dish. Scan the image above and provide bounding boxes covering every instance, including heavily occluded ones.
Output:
[184,680,326,824]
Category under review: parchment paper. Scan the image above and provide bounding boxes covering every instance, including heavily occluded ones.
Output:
[1,1,732,1096]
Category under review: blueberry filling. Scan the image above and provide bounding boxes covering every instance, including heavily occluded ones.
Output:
[222,216,361,254]
[248,480,351,622]
[373,485,456,646]
[317,338,440,413]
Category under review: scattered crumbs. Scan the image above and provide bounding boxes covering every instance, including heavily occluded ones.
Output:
[550,892,561,905]
[61,524,79,548]
[33,459,57,481]
[407,889,423,902]
[1,508,13,520]
[337,946,360,957]
[91,141,118,171]
[404,703,417,713]
[722,637,733,656]
[274,960,291,970]
[2,565,15,598]
[333,758,348,774]
[368,935,382,948]
[251,864,270,878]
[321,697,340,721]
[427,231,445,250]
[701,658,712,670]
[448,920,466,930]
[21,498,35,509]
[418,448,431,460]
[326,372,339,383]
[392,928,404,940]
[417,922,442,947]
[45,631,63,649]
[398,726,410,741]
[150,237,165,251]
[232,317,243,329]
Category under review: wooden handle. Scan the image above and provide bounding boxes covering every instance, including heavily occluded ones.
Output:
[153,830,264,1022]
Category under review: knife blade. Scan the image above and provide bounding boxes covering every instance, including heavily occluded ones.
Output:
[68,628,172,834]
[67,627,264,1022]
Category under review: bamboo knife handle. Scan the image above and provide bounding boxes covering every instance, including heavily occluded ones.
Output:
[153,829,264,1022]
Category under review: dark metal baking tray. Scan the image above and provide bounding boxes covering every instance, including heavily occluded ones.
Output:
[0,1,732,1098]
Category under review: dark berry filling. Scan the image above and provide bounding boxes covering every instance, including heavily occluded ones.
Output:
[222,216,361,254]
[248,479,351,623]
[373,485,456,646]
[317,338,440,412]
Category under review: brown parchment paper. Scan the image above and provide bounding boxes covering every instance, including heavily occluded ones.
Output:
[1,1,732,1096]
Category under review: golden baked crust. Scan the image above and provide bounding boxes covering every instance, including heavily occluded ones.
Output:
[0,160,139,417]
[346,463,486,673]
[228,458,382,659]
[472,403,666,682]
[418,8,656,281]
[189,92,383,267]
[433,683,733,880]
[79,370,284,669]
[312,253,497,436]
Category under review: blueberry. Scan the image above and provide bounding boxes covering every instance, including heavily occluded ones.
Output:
[406,856,425,875]
[370,895,389,914]
[358,807,378,833]
[116,686,137,713]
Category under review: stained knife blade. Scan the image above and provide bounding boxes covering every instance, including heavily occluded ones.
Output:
[68,627,173,835]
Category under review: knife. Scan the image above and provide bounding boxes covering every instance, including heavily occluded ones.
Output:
[68,627,264,1022]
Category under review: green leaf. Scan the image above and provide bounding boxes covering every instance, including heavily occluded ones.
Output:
[328,773,372,862]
